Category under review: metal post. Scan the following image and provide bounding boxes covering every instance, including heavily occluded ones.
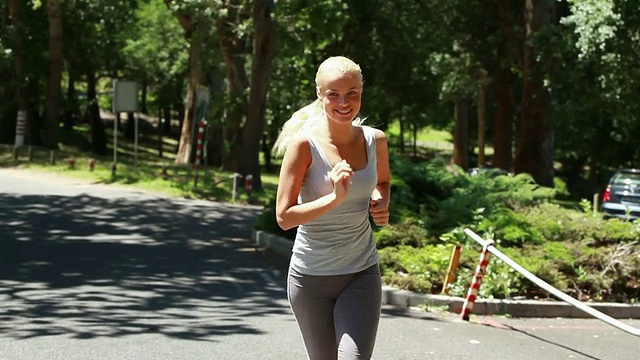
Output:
[232,173,242,201]
[113,111,118,175]
[464,228,640,337]
[134,113,138,168]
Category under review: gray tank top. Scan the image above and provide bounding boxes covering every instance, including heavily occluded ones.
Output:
[291,125,379,276]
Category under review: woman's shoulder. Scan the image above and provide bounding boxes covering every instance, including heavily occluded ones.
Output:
[287,132,312,152]
[360,125,387,140]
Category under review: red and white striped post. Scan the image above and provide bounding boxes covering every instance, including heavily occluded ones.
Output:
[461,240,494,321]
[245,174,253,197]
[193,120,206,187]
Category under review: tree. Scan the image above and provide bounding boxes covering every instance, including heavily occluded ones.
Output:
[43,0,63,150]
[224,0,276,191]
[164,0,212,165]
[8,0,31,145]
[513,0,556,186]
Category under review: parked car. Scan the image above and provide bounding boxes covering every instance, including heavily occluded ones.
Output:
[601,168,640,221]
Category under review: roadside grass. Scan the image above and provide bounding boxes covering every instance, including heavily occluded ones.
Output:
[0,121,278,206]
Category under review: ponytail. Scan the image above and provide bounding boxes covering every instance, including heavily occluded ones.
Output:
[272,99,323,156]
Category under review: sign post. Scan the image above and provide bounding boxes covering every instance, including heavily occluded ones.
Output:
[112,80,139,175]
[15,110,26,148]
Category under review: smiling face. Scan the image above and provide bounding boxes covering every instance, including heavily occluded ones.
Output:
[315,57,363,125]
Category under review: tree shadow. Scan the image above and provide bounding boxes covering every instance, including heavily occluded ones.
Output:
[0,193,290,342]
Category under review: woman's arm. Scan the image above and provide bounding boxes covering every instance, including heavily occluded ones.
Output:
[369,129,391,226]
[275,136,352,231]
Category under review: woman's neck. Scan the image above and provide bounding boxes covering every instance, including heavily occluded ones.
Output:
[319,118,356,145]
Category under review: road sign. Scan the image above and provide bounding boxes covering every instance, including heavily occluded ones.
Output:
[112,80,139,113]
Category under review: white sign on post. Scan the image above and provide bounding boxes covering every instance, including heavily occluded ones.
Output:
[112,80,139,170]
[113,81,139,113]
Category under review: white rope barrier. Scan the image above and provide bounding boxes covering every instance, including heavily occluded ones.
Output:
[464,228,640,337]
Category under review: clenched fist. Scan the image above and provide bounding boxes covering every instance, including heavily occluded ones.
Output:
[329,159,353,204]
[369,191,389,226]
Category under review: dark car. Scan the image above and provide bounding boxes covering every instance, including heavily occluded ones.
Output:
[601,168,640,221]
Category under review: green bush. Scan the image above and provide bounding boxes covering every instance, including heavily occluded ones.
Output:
[379,244,453,293]
[254,197,297,240]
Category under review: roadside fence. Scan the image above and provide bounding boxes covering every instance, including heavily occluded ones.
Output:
[462,228,640,337]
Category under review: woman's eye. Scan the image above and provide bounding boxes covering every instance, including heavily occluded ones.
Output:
[328,92,339,98]
[347,90,357,96]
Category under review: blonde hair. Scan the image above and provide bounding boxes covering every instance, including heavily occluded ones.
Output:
[272,56,364,155]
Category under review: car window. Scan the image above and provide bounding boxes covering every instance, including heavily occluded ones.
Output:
[612,172,640,186]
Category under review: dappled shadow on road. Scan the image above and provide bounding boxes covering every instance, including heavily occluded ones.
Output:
[0,193,290,342]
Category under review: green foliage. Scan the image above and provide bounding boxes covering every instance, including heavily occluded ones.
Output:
[369,157,640,302]
[562,0,621,58]
[379,244,453,293]
[375,218,431,248]
[122,0,189,85]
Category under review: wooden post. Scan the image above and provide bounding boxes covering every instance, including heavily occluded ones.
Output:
[442,244,462,294]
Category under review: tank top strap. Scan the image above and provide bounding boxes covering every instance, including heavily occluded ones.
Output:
[306,134,332,169]
[361,126,377,156]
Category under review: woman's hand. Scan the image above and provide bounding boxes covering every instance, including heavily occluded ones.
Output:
[369,190,389,226]
[329,159,353,204]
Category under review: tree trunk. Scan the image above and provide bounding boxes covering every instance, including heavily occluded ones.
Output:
[164,0,201,165]
[43,0,63,150]
[492,67,514,171]
[175,32,202,164]
[224,0,276,191]
[217,1,250,163]
[452,98,470,170]
[477,82,487,167]
[8,0,32,145]
[398,108,405,154]
[125,112,135,140]
[63,70,78,129]
[163,103,172,135]
[140,78,148,114]
[261,133,272,172]
[86,72,107,156]
[514,0,555,186]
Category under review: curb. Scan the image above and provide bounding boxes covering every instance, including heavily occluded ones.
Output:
[252,230,640,320]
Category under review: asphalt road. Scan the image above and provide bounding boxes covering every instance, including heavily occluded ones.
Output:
[0,168,638,360]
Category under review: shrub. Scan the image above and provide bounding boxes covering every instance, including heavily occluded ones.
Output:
[254,197,297,240]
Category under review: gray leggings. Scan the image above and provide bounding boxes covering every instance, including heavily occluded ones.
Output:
[287,264,382,360]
